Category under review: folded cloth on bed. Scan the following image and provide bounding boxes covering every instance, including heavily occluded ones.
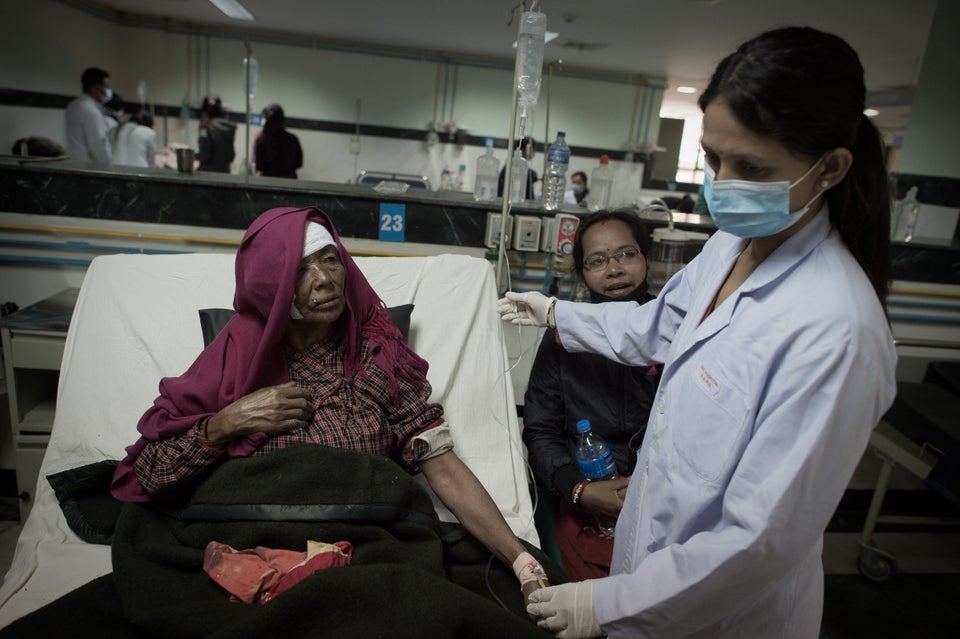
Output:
[3,445,559,639]
[203,540,353,604]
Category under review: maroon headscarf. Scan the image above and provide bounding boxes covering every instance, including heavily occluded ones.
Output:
[111,207,428,501]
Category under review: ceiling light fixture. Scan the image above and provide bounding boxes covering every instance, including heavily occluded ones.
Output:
[209,0,254,21]
[676,86,697,94]
[864,108,880,117]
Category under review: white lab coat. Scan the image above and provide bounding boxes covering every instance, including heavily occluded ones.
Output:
[112,122,158,168]
[65,94,115,164]
[555,207,896,638]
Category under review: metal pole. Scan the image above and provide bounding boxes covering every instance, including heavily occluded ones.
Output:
[244,41,252,176]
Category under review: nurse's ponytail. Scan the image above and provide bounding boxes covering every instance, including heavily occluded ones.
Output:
[826,114,891,305]
[700,26,891,307]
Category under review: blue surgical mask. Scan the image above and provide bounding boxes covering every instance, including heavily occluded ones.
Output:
[703,158,824,238]
[101,88,113,105]
[572,184,584,195]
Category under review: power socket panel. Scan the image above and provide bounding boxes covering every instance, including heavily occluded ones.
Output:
[513,215,542,251]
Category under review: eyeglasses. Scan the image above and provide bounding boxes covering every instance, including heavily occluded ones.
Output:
[583,248,643,272]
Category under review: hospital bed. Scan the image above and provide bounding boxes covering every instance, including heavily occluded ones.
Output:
[0,251,541,630]
[857,344,960,582]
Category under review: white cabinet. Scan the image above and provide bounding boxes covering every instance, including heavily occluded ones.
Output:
[1,288,78,520]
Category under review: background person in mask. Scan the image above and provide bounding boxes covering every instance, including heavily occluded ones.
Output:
[523,209,660,582]
[567,171,589,206]
[65,67,116,164]
[501,26,896,638]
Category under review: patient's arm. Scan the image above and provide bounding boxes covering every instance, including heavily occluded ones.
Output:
[420,450,548,602]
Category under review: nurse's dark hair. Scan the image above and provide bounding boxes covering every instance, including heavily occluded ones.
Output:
[572,209,651,281]
[698,26,891,305]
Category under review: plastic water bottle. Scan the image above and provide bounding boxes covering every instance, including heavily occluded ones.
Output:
[589,154,614,211]
[509,148,529,204]
[543,131,570,211]
[891,186,920,242]
[574,419,618,536]
[474,138,500,201]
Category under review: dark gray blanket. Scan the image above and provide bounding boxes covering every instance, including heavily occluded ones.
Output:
[2,445,561,638]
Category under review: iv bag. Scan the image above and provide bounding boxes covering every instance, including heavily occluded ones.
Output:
[515,11,546,110]
[243,56,258,100]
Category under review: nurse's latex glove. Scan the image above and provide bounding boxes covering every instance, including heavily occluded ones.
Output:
[497,291,557,327]
[526,581,601,639]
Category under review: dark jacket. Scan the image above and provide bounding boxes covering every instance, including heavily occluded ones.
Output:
[197,117,237,172]
[255,127,303,178]
[523,327,660,503]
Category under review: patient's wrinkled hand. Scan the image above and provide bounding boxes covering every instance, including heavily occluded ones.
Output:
[207,382,314,443]
[522,578,549,621]
[513,551,550,620]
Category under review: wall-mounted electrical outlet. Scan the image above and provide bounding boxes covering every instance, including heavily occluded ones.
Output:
[513,215,542,251]
[485,212,512,249]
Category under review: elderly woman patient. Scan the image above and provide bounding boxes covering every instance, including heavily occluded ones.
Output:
[110,206,550,606]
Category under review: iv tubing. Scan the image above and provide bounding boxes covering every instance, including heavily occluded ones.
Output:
[495,71,522,292]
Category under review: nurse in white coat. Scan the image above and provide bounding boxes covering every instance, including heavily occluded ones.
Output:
[502,26,897,638]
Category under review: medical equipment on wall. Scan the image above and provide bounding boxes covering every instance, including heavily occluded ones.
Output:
[640,201,708,294]
[553,213,580,257]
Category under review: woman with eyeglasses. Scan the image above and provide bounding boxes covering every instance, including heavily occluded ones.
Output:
[522,209,660,583]
[501,26,897,639]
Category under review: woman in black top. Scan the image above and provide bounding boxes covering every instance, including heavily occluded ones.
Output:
[522,209,660,581]
[254,104,304,179]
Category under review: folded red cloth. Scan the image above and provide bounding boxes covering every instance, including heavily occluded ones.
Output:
[203,540,353,604]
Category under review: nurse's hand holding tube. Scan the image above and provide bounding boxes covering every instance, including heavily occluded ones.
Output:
[497,291,558,328]
[526,581,602,638]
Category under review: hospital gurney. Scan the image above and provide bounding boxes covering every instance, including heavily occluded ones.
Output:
[0,252,540,628]
[857,346,960,582]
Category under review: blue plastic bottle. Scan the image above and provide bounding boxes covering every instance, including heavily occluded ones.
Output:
[574,419,618,536]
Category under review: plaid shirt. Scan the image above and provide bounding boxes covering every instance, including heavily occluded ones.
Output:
[133,338,444,496]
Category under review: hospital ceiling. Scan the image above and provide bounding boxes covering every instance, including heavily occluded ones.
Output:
[82,0,937,135]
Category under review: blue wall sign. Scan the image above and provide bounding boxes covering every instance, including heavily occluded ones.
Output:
[378,203,406,242]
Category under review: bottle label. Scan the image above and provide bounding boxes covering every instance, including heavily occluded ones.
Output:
[547,147,570,164]
[576,449,616,480]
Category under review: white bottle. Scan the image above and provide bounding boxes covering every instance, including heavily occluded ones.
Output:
[438,169,453,192]
[542,131,570,211]
[589,154,614,211]
[509,149,529,204]
[892,186,920,242]
[474,138,500,201]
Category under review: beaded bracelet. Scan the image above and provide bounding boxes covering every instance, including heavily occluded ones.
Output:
[571,478,591,506]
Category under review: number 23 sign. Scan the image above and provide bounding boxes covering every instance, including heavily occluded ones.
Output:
[378,203,405,242]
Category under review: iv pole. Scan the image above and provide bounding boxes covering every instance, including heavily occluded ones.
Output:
[244,41,253,176]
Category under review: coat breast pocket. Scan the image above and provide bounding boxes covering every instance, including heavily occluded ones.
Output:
[669,360,752,483]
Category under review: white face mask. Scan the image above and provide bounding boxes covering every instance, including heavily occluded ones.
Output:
[100,88,113,104]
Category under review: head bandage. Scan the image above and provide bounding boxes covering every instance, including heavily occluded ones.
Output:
[303,221,336,257]
[291,221,338,319]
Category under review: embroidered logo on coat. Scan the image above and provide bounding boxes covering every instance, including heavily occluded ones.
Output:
[696,363,721,396]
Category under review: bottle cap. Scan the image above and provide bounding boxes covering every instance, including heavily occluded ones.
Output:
[599,154,609,165]
[557,131,566,137]
[485,137,494,147]
[576,419,591,433]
